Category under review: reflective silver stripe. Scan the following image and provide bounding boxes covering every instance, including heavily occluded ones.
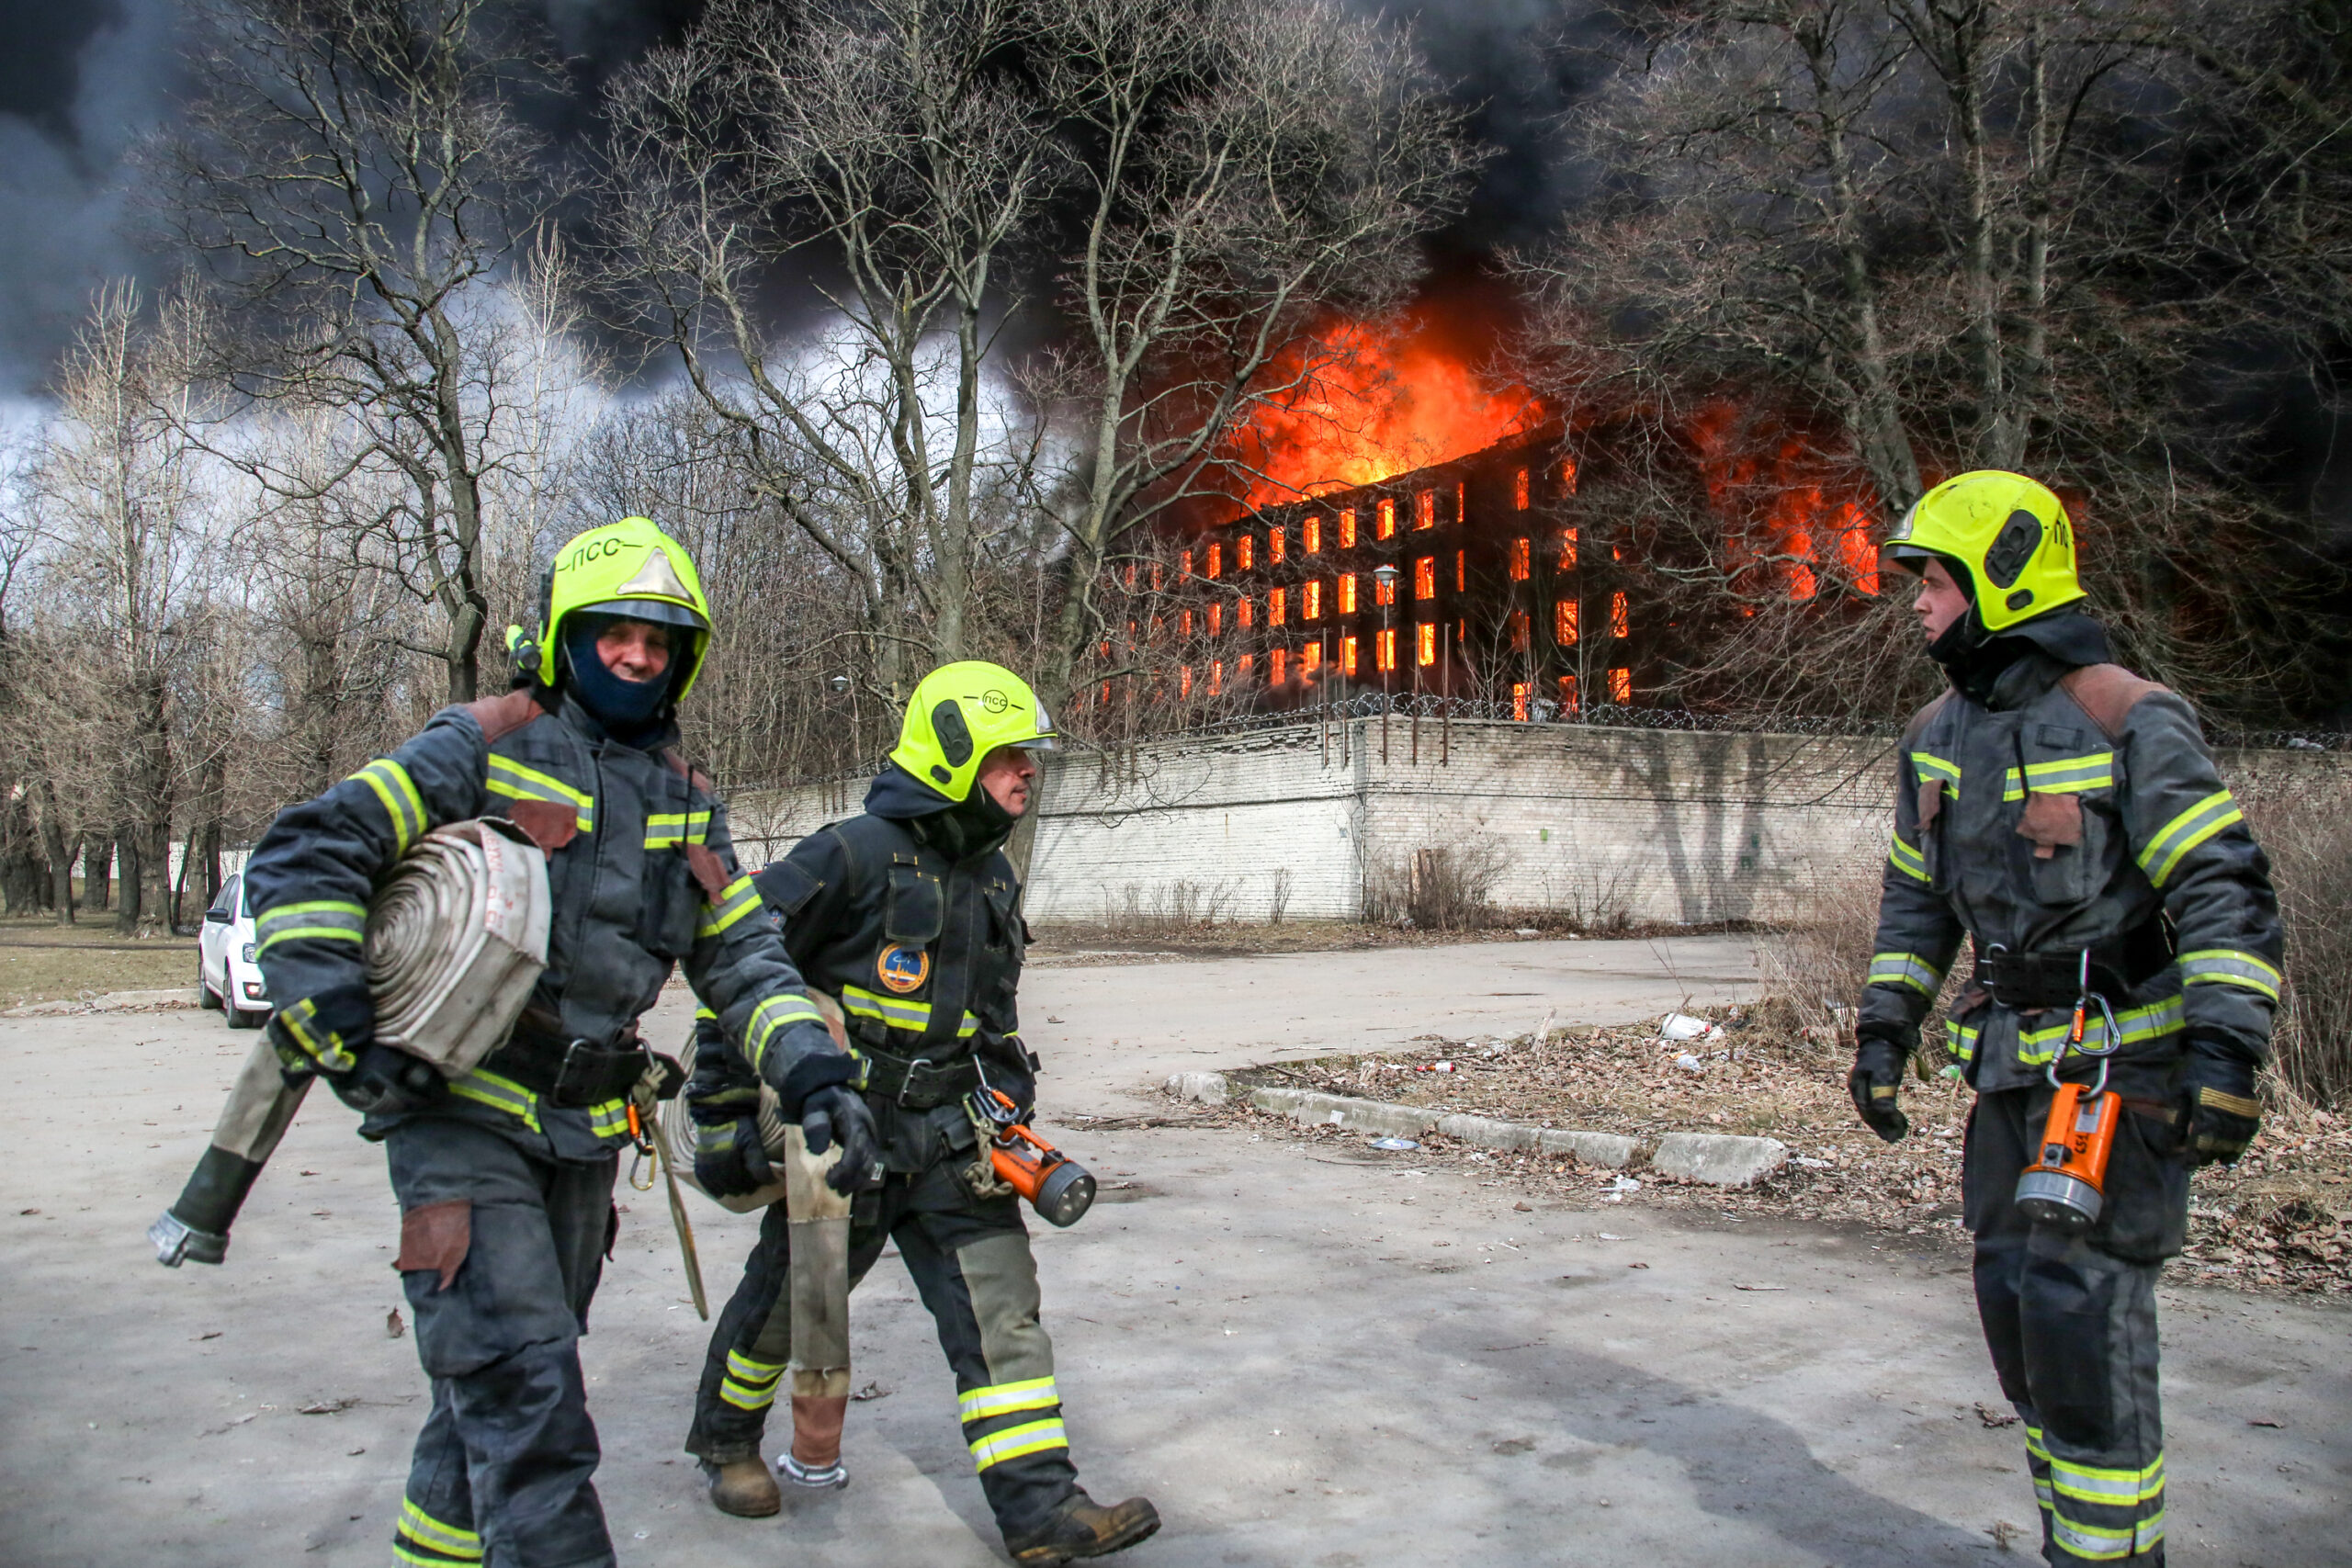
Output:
[2049,1512,2142,1561]
[1867,952,1943,997]
[644,809,712,848]
[398,1498,482,1558]
[720,1349,786,1411]
[351,758,426,852]
[2139,790,2243,886]
[1949,1020,1979,1063]
[1889,830,1928,883]
[2022,751,2114,793]
[697,875,761,938]
[254,899,368,953]
[968,1417,1069,1471]
[485,755,594,832]
[842,985,932,1030]
[2051,1452,2165,1505]
[2177,948,2281,1000]
[959,1378,1060,1424]
[447,1069,541,1134]
[2018,997,2183,1064]
[1911,751,1960,791]
[744,992,823,1072]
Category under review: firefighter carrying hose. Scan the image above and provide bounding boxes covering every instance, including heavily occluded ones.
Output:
[1851,472,2283,1565]
[243,517,847,1568]
[684,661,1160,1565]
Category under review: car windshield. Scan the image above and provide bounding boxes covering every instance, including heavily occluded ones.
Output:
[214,875,241,919]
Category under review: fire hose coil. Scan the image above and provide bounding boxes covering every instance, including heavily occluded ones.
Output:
[366,818,552,1078]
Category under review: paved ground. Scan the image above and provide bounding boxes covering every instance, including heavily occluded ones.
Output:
[2,938,2345,1567]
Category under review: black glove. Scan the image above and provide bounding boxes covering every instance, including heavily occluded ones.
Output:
[801,1086,881,1197]
[325,1043,447,1117]
[2179,1036,2262,1168]
[1848,1027,1912,1144]
[693,1117,775,1198]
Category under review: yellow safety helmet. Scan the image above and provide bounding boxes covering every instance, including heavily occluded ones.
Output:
[1883,470,2083,634]
[889,661,1057,803]
[531,516,715,699]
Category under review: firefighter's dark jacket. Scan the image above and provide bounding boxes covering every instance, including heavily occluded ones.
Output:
[1860,624,2284,1095]
[244,687,844,1159]
[701,764,1034,1115]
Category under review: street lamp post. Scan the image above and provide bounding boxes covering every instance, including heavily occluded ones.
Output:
[1373,562,1399,766]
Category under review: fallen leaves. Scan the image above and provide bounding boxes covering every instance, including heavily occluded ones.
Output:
[385,1309,405,1339]
[1975,1403,2020,1428]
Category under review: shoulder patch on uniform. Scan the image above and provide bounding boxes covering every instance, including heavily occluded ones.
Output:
[661,750,716,795]
[2059,664,2167,743]
[464,688,548,744]
[1899,690,1955,750]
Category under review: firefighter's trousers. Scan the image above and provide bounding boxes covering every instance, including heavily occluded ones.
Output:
[1967,1082,2188,1566]
[387,1117,618,1568]
[686,1139,1080,1539]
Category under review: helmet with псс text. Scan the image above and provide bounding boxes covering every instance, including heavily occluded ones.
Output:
[889,662,1057,804]
[535,517,715,698]
[1883,471,2083,634]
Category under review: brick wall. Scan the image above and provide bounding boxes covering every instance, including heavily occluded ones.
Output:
[728,721,2348,926]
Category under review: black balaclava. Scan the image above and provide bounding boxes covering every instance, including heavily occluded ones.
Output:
[864,761,1021,862]
[562,615,675,746]
[1920,555,2111,705]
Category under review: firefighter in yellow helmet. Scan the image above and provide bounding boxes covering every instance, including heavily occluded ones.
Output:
[684,661,1160,1564]
[1854,472,2283,1565]
[237,516,847,1567]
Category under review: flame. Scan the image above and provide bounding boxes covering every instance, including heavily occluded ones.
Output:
[1687,400,1880,598]
[1228,309,1538,511]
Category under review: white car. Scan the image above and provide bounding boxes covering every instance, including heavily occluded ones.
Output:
[198,873,271,1030]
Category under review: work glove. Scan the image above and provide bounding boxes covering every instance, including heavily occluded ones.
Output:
[692,1117,775,1198]
[801,1085,882,1197]
[1848,1026,1913,1144]
[2178,1035,2262,1168]
[326,1043,447,1117]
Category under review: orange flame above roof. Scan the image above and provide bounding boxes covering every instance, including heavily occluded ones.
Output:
[1227,309,1539,512]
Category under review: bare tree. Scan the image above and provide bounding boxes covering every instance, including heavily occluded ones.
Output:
[1020,0,1480,710]
[599,0,1060,703]
[153,0,572,701]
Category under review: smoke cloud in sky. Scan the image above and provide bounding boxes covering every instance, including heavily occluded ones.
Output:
[0,0,1611,397]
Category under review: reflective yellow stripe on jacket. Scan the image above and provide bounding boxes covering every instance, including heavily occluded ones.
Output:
[485,755,595,833]
[841,985,980,1040]
[1866,952,1943,998]
[2177,948,2281,1000]
[350,758,427,852]
[2138,790,2243,887]
[254,899,368,954]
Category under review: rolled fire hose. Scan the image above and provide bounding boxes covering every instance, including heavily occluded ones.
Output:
[150,818,551,1267]
[659,994,854,1484]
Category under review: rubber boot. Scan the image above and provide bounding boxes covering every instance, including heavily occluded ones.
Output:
[1003,1491,1161,1564]
[702,1457,782,1518]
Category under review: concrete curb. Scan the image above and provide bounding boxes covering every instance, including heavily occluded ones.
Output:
[1225,1085,1692,1179]
[1249,1087,1438,1141]
[1165,1071,1231,1104]
[1651,1131,1790,1187]
[4,987,202,1018]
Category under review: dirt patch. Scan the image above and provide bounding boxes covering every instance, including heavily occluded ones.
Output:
[1195,1008,2352,1298]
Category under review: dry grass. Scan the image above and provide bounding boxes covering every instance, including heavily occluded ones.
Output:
[2243,784,2352,1110]
[1211,1004,2352,1296]
[1362,839,1513,932]
[0,916,199,1009]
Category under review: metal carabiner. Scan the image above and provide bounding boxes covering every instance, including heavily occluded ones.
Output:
[898,1057,934,1109]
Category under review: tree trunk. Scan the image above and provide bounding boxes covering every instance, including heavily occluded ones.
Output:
[37,782,74,925]
[114,828,141,935]
[84,835,111,912]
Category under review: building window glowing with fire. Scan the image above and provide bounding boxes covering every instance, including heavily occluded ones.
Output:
[1204,542,1221,579]
[1181,665,1193,699]
[1304,642,1321,672]
[1271,649,1287,684]
[1376,498,1396,539]
[1339,573,1358,614]
[1414,490,1435,530]
[1413,556,1435,600]
[1238,596,1254,629]
[1562,458,1578,495]
[1512,682,1529,722]
[1558,673,1577,711]
[1510,537,1531,582]
[1341,636,1359,675]
[1376,628,1397,672]
[1609,667,1631,703]
[1181,609,1193,637]
[1559,527,1577,570]
[1237,536,1253,571]
[1208,602,1222,637]
[1304,580,1322,618]
[1340,508,1357,548]
[1374,570,1396,608]
[1555,599,1578,645]
[1509,611,1530,653]
[1209,660,1223,695]
[1611,592,1630,638]
[1304,515,1321,554]
[1417,623,1436,666]
[1269,587,1287,626]
[1515,468,1530,511]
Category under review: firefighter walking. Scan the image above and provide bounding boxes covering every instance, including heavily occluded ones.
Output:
[684,661,1159,1565]
[243,517,848,1568]
[1851,472,2283,1565]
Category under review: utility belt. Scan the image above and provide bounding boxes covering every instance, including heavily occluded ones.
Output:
[1969,919,2175,1011]
[488,1007,653,1109]
[852,1045,983,1111]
